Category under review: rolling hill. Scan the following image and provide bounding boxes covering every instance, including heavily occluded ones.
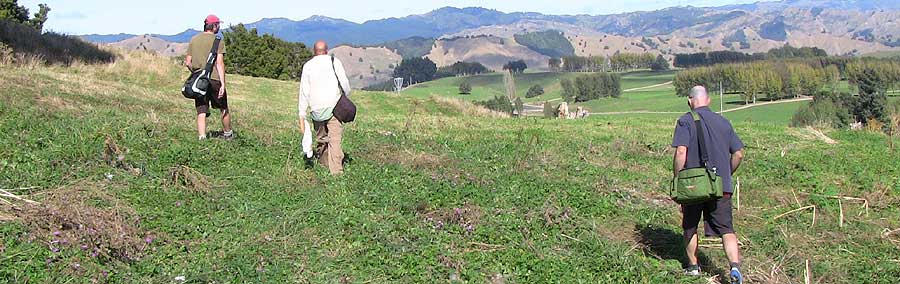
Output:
[79,0,900,88]
[2,48,898,283]
[105,35,188,58]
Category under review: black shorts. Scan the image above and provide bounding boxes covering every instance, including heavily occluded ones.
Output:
[682,194,734,239]
[195,80,228,117]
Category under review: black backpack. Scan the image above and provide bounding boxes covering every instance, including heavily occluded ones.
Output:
[181,37,221,100]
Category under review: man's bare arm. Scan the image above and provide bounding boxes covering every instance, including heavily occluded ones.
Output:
[216,54,226,87]
[673,146,688,177]
[184,55,192,71]
[731,150,744,175]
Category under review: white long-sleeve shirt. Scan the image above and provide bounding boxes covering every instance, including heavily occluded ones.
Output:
[298,55,351,121]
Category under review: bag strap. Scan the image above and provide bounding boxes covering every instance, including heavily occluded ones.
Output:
[203,37,221,74]
[690,111,711,169]
[330,55,345,96]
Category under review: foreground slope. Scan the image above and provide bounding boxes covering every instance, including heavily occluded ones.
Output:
[0,51,898,283]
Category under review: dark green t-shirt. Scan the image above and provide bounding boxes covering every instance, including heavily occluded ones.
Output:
[187,32,226,81]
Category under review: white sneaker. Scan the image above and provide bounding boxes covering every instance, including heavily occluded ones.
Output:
[684,265,701,276]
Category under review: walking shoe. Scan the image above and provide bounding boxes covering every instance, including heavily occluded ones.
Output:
[730,267,744,284]
[222,130,235,140]
[684,265,701,276]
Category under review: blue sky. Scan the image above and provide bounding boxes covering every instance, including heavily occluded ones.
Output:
[20,0,772,35]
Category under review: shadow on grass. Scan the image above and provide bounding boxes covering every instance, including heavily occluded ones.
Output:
[634,224,726,276]
[300,152,353,170]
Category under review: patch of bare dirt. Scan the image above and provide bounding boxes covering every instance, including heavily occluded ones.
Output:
[418,203,483,233]
[167,165,212,193]
[103,136,143,176]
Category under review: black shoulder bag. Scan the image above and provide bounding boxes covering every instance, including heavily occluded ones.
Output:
[330,55,357,123]
[181,37,221,100]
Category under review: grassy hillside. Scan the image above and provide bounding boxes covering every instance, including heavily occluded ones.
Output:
[406,71,676,103]
[1,51,899,283]
[406,70,846,126]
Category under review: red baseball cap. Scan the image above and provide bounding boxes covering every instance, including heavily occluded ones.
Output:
[205,14,221,24]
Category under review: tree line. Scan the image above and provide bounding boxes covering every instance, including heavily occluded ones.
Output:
[435,61,490,78]
[392,57,437,87]
[559,53,656,73]
[561,73,622,103]
[673,60,841,104]
[674,45,828,68]
[502,60,527,74]
[223,24,312,81]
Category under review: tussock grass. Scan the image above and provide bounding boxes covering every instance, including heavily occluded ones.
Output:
[429,95,509,118]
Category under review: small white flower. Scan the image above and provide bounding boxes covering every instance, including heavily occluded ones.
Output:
[174,276,186,282]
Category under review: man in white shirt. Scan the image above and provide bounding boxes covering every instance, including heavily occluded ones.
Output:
[298,41,351,174]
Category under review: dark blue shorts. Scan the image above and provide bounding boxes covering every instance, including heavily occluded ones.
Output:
[682,194,734,239]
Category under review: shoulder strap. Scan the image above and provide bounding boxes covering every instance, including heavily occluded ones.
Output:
[203,37,221,73]
[330,55,345,96]
[691,111,711,169]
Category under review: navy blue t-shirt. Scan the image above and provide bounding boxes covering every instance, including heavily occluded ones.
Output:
[671,106,744,193]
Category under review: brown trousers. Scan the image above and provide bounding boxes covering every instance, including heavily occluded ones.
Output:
[314,117,344,174]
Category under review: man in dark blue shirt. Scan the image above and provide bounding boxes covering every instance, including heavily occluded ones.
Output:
[672,86,745,283]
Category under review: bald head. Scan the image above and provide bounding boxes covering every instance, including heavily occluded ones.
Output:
[688,86,711,109]
[314,41,328,56]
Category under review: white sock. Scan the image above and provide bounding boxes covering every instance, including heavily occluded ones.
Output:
[199,135,207,140]
[223,130,233,136]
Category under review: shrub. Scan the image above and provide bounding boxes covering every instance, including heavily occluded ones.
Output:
[526,84,544,98]
[459,81,472,95]
[476,95,513,115]
[224,24,312,81]
[791,92,854,129]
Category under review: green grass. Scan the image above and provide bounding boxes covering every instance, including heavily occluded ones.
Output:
[862,50,900,59]
[406,70,811,121]
[405,70,677,104]
[1,51,899,283]
[724,101,808,124]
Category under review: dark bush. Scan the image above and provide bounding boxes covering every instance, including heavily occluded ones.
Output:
[526,84,544,98]
[459,81,472,95]
[0,20,116,65]
[791,92,854,128]
[476,95,513,115]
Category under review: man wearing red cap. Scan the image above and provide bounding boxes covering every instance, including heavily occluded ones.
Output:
[185,14,233,140]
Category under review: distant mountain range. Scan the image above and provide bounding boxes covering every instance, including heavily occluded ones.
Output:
[83,0,900,87]
[82,29,201,44]
[81,0,900,47]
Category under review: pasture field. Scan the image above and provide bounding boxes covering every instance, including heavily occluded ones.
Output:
[405,71,677,104]
[406,70,823,124]
[1,52,898,283]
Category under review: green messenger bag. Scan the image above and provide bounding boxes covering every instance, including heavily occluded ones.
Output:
[671,111,724,205]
